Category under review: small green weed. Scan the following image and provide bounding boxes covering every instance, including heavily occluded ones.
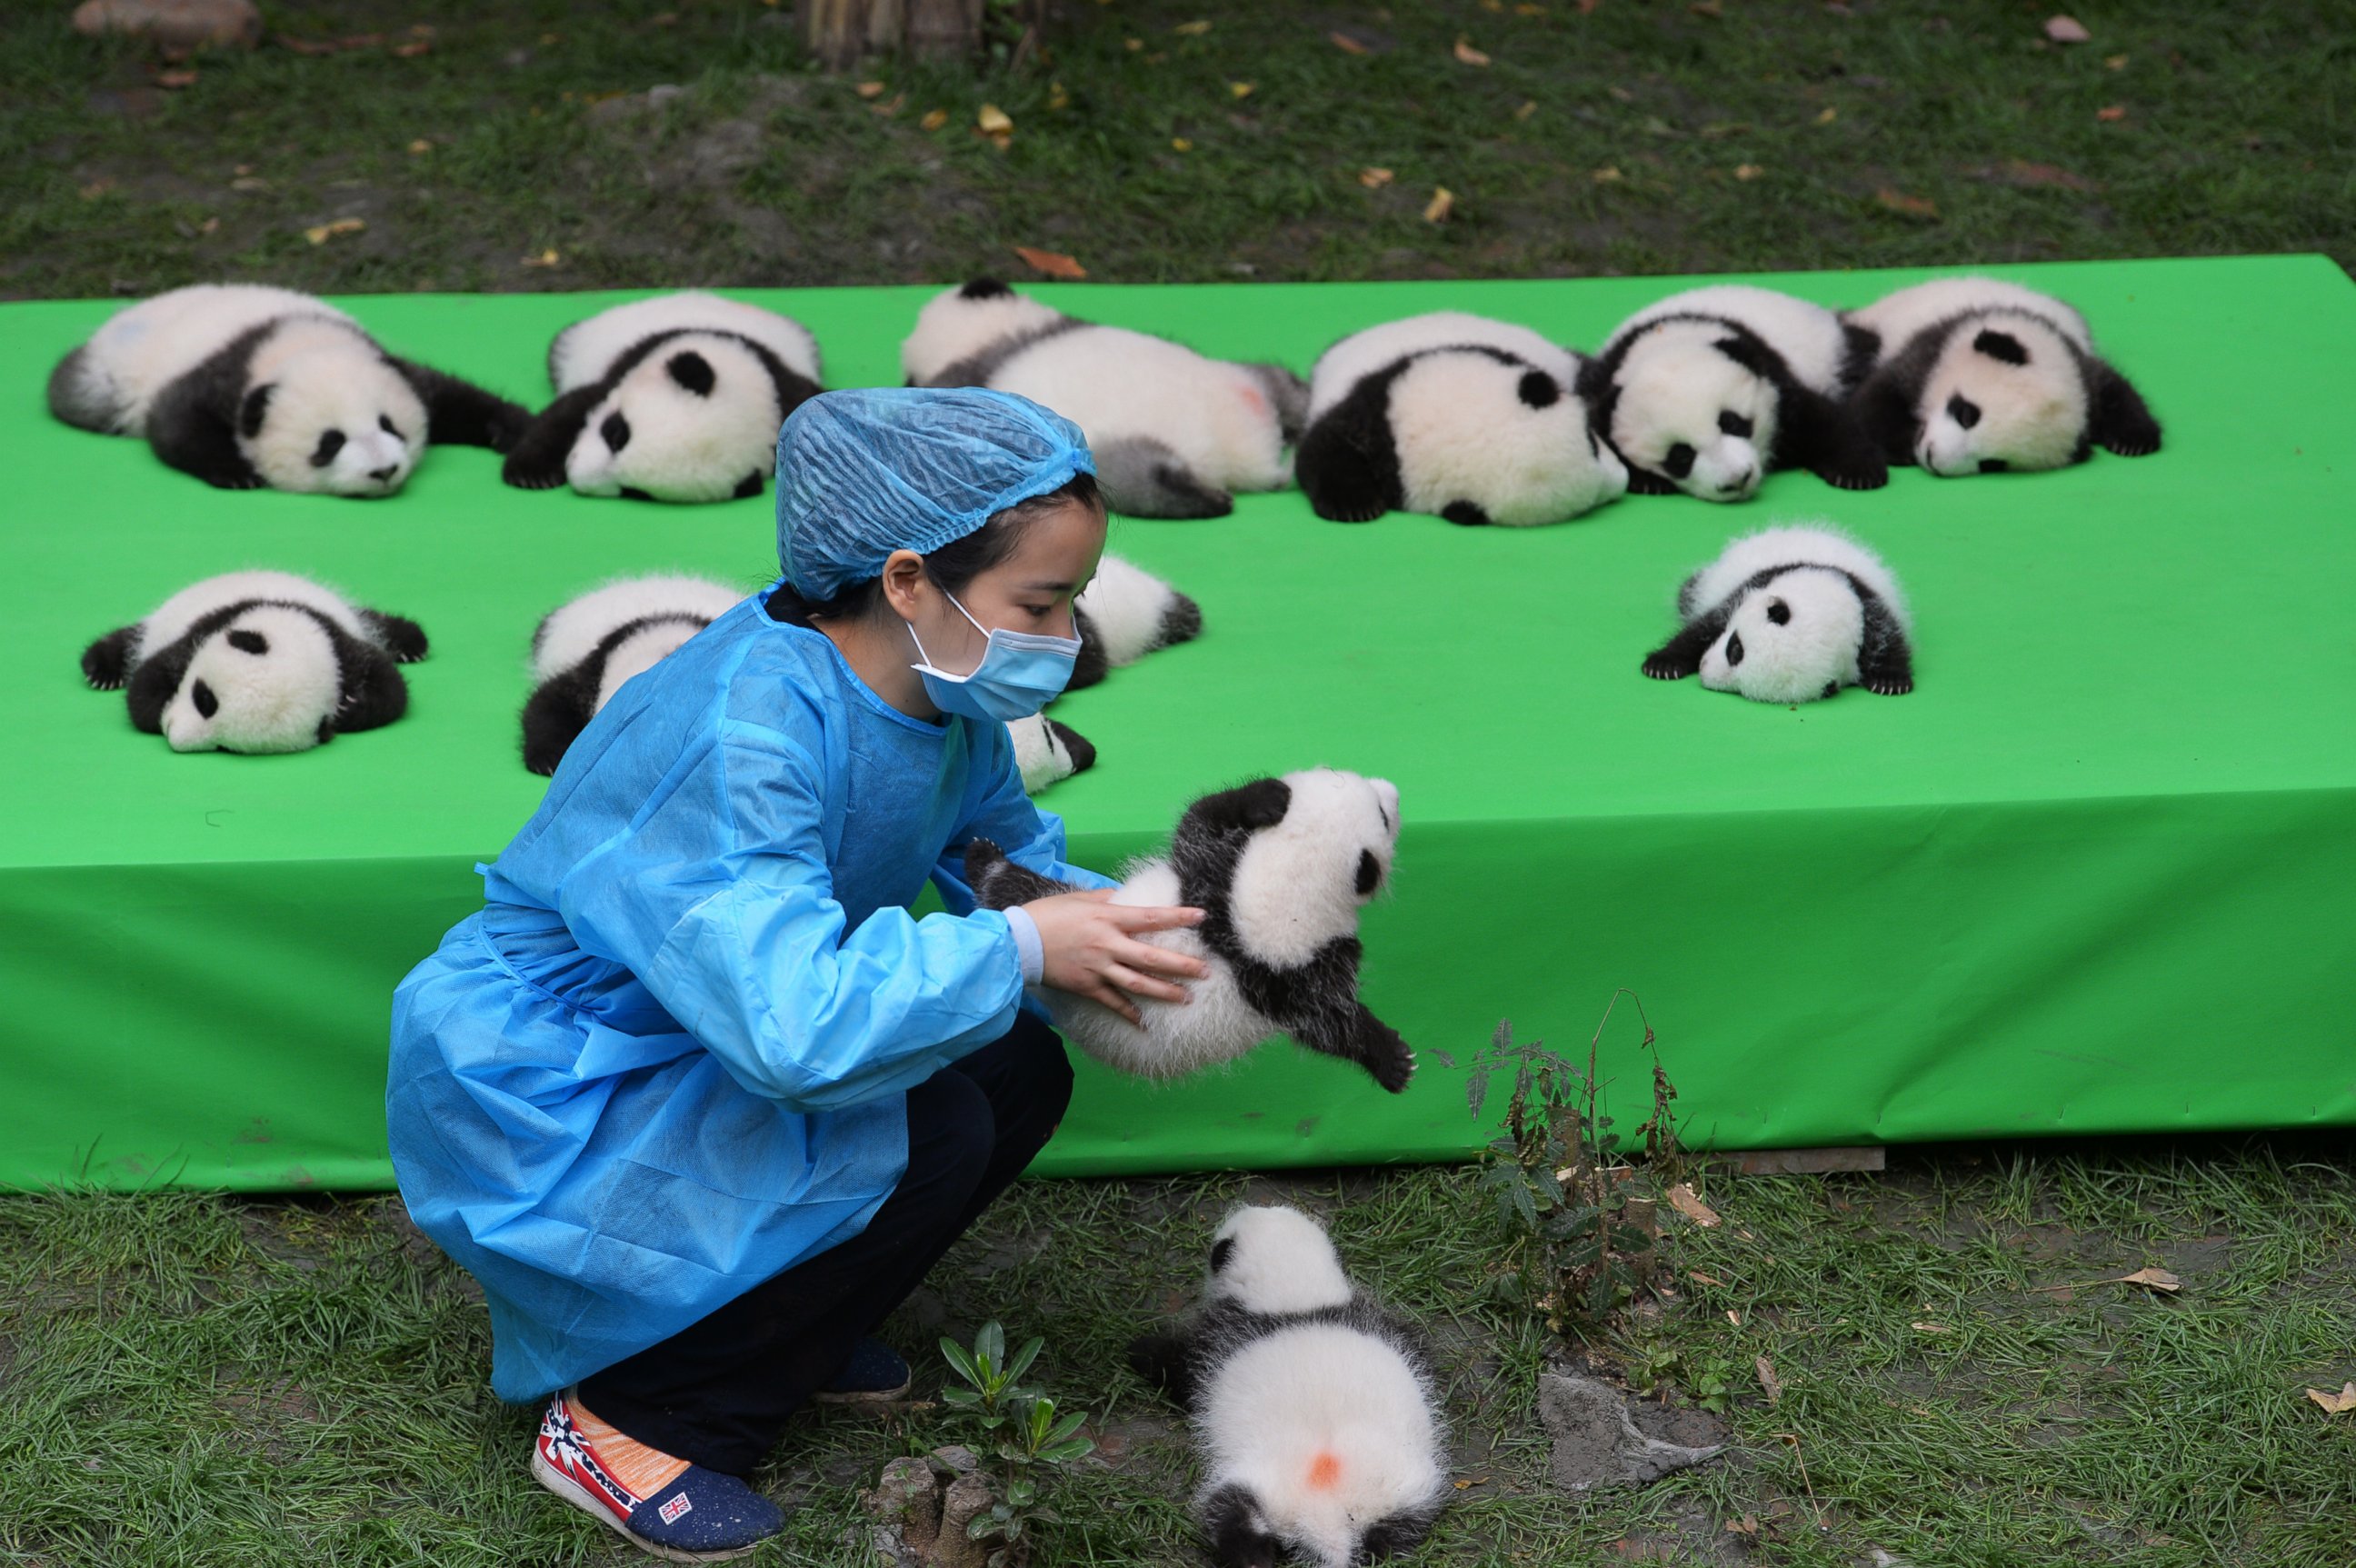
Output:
[938,1319,1095,1564]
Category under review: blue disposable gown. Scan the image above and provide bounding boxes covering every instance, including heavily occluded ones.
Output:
[385,587,1113,1403]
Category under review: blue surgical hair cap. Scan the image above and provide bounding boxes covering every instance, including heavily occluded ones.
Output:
[775,386,1097,601]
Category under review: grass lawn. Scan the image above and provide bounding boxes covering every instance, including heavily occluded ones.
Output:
[4,2,2354,1564]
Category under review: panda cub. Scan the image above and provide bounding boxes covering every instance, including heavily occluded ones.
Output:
[1007,712,1099,794]
[964,769,1414,1091]
[1845,276,2162,475]
[502,292,824,503]
[522,574,746,774]
[1293,311,1628,526]
[82,570,426,753]
[1069,554,1203,693]
[1641,524,1913,703]
[1581,285,1888,499]
[1129,1205,1452,1568]
[903,279,1306,519]
[48,284,529,495]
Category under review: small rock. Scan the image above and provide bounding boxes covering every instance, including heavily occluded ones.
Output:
[1538,1373,1726,1493]
[645,83,684,106]
[935,1472,996,1568]
[864,1456,943,1550]
[928,1444,980,1474]
[72,0,259,50]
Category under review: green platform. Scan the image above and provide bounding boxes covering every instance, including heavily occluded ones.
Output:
[4,255,2352,1193]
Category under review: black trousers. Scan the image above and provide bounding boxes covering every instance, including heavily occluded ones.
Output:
[577,1012,1074,1475]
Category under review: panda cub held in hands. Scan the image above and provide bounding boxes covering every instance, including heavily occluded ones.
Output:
[902,279,1306,519]
[1128,1205,1451,1568]
[1642,524,1913,703]
[1582,285,1888,500]
[1845,276,2161,475]
[502,292,824,502]
[522,574,746,774]
[963,769,1414,1092]
[1293,311,1627,526]
[82,570,427,753]
[47,284,529,495]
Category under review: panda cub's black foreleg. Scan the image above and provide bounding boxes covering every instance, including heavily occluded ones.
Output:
[1641,602,1734,682]
[388,356,534,453]
[1856,593,1914,696]
[502,385,606,489]
[1199,1484,1283,1568]
[2089,361,2162,457]
[1294,1000,1416,1094]
[1125,1331,1200,1410]
[81,626,138,690]
[361,610,431,664]
[962,838,1079,910]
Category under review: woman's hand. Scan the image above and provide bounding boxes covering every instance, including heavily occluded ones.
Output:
[1024,890,1210,1027]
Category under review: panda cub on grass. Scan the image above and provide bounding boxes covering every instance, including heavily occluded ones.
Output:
[1581,285,1888,500]
[1293,311,1628,526]
[82,570,427,753]
[1129,1205,1452,1568]
[1844,276,2162,475]
[963,769,1414,1092]
[903,279,1307,519]
[48,284,530,495]
[502,292,824,503]
[1641,524,1913,703]
[521,574,746,774]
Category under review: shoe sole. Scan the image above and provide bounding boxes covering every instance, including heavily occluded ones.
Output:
[809,1375,913,1405]
[531,1448,765,1563]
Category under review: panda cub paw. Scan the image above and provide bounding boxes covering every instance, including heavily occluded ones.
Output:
[1865,675,1914,695]
[1641,652,1698,682]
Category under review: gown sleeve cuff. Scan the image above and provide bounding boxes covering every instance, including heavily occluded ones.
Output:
[1002,904,1045,986]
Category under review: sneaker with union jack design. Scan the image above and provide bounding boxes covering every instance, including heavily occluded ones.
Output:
[531,1392,783,1562]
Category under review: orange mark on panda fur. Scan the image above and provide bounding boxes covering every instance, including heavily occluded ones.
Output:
[1304,1451,1343,1491]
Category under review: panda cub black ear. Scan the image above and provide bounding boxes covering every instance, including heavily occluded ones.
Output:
[666,351,715,396]
[1972,328,2030,365]
[732,470,764,499]
[226,629,269,654]
[1515,370,1560,409]
[959,277,1015,299]
[1209,1236,1236,1273]
[239,384,275,439]
[1765,599,1791,625]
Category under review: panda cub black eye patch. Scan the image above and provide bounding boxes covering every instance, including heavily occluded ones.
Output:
[1724,633,1745,667]
[310,429,345,466]
[1947,394,1982,429]
[1662,443,1697,479]
[1355,849,1382,896]
[379,414,401,438]
[601,412,632,453]
[191,680,218,718]
[1765,599,1791,625]
[1718,410,1753,438]
[226,629,269,654]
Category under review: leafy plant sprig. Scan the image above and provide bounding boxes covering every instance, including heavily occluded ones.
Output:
[939,1320,1095,1564]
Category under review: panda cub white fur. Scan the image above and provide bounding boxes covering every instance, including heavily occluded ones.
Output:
[81,570,427,753]
[1128,1205,1452,1568]
[903,279,1306,519]
[1642,524,1913,703]
[47,284,530,494]
[1007,712,1098,794]
[503,292,824,503]
[522,574,747,774]
[964,769,1414,1092]
[1294,311,1628,526]
[1069,554,1203,693]
[1581,285,1888,500]
[1845,276,2162,475]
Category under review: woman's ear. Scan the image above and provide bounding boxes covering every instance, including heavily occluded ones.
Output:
[878,548,929,619]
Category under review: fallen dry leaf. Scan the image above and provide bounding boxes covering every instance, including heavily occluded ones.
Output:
[1451,1475,1492,1489]
[1423,186,1454,223]
[1726,1309,1742,1326]
[854,80,886,99]
[1359,166,1394,187]
[1012,245,1087,280]
[230,175,268,191]
[1047,81,1070,110]
[407,138,433,154]
[1814,105,1838,125]
[1123,36,1143,50]
[1688,1269,1724,1287]
[1592,165,1623,182]
[2105,52,2128,69]
[1518,2,1546,13]
[1514,99,1537,119]
[155,69,198,88]
[1173,18,1212,35]
[1329,30,1371,55]
[1690,0,1722,15]
[2097,104,2128,121]
[872,93,905,116]
[1911,1321,1952,1333]
[649,11,676,25]
[2118,1266,2181,1293]
[1666,1183,1722,1227]
[199,215,219,234]
[2306,1382,2356,1414]
[1726,1514,1761,1537]
[1876,186,1939,217]
[304,218,365,245]
[393,38,430,57]
[919,107,949,131]
[519,246,561,267]
[1453,37,1492,65]
[1231,80,1254,97]
[1994,158,2097,190]
[1171,136,1193,151]
[1734,162,1764,180]
[1756,1355,1782,1405]
[976,103,1013,135]
[2043,14,2091,44]
[77,180,115,200]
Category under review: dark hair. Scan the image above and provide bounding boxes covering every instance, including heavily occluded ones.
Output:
[767,471,1103,626]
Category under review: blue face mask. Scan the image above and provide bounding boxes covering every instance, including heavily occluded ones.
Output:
[907,590,1081,724]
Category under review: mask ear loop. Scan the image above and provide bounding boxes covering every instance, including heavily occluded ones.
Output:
[905,587,992,679]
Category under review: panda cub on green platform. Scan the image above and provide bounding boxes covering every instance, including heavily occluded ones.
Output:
[82,570,427,753]
[1642,524,1913,703]
[1129,1205,1452,1568]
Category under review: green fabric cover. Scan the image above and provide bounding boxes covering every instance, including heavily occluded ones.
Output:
[3,256,2351,1193]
